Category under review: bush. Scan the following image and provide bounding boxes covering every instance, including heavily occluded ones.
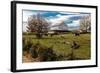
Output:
[23,37,33,52]
[23,40,69,61]
[29,43,59,61]
[23,32,36,35]
[38,47,57,61]
[30,43,41,58]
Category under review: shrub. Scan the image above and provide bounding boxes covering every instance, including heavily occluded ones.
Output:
[29,43,59,61]
[23,41,69,61]
[38,47,57,61]
[23,37,33,52]
[23,32,36,35]
[30,43,41,58]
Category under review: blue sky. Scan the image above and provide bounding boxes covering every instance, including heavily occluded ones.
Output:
[23,10,90,31]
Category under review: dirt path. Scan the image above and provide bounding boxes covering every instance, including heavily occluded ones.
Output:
[22,52,41,63]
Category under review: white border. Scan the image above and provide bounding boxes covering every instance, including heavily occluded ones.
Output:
[16,3,96,70]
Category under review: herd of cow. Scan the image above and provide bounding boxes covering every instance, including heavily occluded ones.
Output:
[43,30,87,37]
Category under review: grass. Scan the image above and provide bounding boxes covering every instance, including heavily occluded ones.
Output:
[23,33,91,61]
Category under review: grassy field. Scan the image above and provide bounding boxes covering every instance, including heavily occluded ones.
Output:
[23,33,91,62]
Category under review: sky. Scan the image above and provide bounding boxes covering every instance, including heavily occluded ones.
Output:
[22,10,90,32]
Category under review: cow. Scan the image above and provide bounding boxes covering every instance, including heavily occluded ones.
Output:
[71,41,80,49]
[72,30,81,36]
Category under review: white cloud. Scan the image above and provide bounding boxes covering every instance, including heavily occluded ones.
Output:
[48,13,87,27]
[23,10,48,22]
[56,14,62,17]
[22,11,90,32]
[23,10,37,22]
[49,15,69,26]
[59,12,80,15]
[67,20,80,27]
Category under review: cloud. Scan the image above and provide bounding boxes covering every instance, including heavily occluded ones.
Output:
[23,10,50,22]
[48,13,87,27]
[48,14,70,25]
[56,14,62,17]
[22,10,90,32]
[68,20,80,27]
[23,10,37,22]
[59,12,81,15]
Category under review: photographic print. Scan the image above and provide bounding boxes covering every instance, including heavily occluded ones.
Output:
[22,10,91,63]
[11,1,98,72]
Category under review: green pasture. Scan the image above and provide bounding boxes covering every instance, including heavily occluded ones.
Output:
[23,33,91,60]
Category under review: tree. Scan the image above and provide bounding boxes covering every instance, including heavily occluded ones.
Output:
[27,13,49,38]
[80,14,91,32]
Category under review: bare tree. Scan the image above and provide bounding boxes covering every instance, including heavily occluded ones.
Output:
[27,13,49,38]
[80,14,91,32]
